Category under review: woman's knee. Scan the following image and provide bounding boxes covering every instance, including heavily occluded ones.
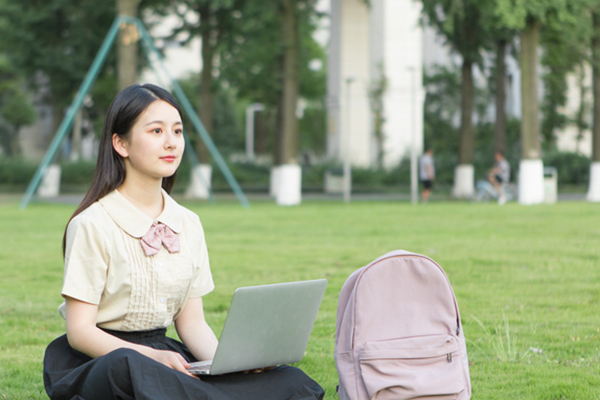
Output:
[79,349,141,399]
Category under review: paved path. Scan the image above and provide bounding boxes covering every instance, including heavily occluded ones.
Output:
[10,191,587,207]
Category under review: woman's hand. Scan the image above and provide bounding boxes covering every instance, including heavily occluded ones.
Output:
[65,297,197,378]
[149,348,195,376]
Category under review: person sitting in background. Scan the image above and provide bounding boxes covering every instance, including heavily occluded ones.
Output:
[488,151,510,205]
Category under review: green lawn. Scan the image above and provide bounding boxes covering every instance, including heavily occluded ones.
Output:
[1,197,600,399]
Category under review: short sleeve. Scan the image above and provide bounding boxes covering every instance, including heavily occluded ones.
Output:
[188,217,214,298]
[61,213,109,305]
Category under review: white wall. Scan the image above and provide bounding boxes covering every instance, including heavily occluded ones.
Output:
[327,0,371,167]
[327,0,424,169]
[555,66,593,157]
[377,0,424,169]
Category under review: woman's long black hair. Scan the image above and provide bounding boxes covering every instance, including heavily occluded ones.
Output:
[62,84,184,255]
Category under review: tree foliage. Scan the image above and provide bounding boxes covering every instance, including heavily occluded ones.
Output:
[539,1,594,148]
[0,0,116,109]
[0,56,36,156]
[148,0,325,162]
[421,0,495,166]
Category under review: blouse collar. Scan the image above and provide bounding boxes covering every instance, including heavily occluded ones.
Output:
[99,189,183,238]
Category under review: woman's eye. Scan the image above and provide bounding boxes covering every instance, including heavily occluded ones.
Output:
[175,128,183,135]
[153,128,162,134]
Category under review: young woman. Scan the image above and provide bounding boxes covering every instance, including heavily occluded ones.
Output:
[43,84,325,400]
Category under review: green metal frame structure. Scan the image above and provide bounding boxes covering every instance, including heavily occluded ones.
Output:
[20,15,249,209]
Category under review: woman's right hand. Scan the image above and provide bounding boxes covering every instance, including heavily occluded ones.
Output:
[65,298,197,378]
[150,349,195,376]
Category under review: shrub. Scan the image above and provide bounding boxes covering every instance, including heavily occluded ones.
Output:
[2,151,590,195]
[0,157,37,187]
[60,160,96,185]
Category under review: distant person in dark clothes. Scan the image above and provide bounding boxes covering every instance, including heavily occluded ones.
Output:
[419,148,435,203]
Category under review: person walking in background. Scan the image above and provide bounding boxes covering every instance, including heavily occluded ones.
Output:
[488,151,510,205]
[419,148,435,203]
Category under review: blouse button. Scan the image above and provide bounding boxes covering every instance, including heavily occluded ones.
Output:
[158,261,164,267]
[160,297,165,303]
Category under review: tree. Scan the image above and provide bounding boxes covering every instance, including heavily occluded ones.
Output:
[486,12,518,156]
[539,2,592,150]
[589,7,600,201]
[117,0,142,90]
[493,39,509,155]
[593,9,600,163]
[151,0,246,163]
[150,1,323,202]
[0,0,116,147]
[421,0,493,198]
[216,1,325,162]
[0,57,36,156]
[422,65,461,155]
[496,0,590,204]
[276,0,301,166]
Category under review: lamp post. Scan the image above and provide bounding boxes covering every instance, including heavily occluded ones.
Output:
[245,103,264,161]
[344,77,355,203]
[407,67,418,205]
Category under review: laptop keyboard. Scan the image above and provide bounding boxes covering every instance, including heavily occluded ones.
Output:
[187,360,212,374]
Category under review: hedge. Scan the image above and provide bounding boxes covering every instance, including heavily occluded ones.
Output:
[0,152,592,194]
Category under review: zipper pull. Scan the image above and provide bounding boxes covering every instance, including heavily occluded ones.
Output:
[447,353,453,363]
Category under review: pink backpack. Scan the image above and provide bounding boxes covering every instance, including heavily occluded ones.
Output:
[335,250,471,400]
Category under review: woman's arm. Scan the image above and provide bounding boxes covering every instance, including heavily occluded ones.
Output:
[65,296,195,376]
[174,297,219,361]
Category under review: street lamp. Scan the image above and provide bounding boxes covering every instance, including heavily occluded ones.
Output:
[245,103,264,161]
[344,77,355,203]
[407,67,418,205]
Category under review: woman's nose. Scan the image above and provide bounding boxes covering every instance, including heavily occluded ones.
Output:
[164,130,179,148]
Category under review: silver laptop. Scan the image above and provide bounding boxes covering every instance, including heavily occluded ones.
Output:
[187,279,327,375]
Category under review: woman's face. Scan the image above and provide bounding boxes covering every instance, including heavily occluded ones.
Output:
[113,100,185,183]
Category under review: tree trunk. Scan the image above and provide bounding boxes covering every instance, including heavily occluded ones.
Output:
[116,0,140,91]
[518,19,544,204]
[592,10,600,162]
[276,0,300,165]
[70,110,82,161]
[195,7,215,163]
[494,39,507,155]
[9,127,20,156]
[255,110,269,154]
[50,101,64,151]
[458,57,474,164]
[520,20,542,160]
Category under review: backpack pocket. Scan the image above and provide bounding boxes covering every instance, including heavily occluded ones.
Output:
[359,335,466,400]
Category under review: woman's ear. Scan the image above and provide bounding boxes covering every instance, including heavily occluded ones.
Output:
[112,133,129,158]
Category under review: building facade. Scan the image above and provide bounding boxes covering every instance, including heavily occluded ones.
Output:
[326,0,424,170]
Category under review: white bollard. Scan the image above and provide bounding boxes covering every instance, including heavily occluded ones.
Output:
[588,162,600,202]
[269,166,281,198]
[324,170,344,194]
[518,159,544,205]
[452,164,474,199]
[38,164,61,198]
[275,164,302,206]
[185,164,212,199]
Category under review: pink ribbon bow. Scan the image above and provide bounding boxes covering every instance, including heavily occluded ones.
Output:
[140,222,180,257]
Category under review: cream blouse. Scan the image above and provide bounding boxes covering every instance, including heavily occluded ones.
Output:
[58,189,214,331]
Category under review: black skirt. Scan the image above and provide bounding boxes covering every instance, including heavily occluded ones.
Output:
[43,329,325,400]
